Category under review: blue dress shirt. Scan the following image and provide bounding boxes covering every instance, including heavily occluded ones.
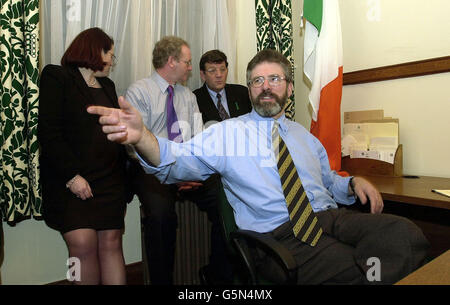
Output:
[138,109,355,233]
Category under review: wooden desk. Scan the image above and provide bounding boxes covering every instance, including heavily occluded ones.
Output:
[354,175,450,258]
[359,175,450,210]
[395,250,450,285]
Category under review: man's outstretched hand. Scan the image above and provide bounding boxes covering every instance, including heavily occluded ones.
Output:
[87,96,161,166]
[87,96,144,145]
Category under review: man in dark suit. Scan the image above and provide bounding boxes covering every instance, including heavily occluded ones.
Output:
[192,50,252,284]
[193,50,252,127]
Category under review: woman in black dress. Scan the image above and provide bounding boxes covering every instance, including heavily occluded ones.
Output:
[38,28,131,284]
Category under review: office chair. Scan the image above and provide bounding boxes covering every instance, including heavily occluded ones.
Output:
[215,185,298,284]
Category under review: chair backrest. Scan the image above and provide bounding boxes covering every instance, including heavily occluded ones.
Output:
[217,184,238,254]
[216,183,255,284]
[216,182,298,284]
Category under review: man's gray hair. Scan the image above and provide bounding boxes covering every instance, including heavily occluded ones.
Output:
[152,36,190,69]
[246,49,293,85]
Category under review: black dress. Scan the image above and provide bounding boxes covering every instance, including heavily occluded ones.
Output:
[38,65,130,234]
[59,87,128,233]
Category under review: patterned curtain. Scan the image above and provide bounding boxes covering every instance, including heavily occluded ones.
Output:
[255,0,295,120]
[0,0,41,223]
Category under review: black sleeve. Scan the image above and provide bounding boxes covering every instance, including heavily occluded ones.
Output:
[38,65,81,182]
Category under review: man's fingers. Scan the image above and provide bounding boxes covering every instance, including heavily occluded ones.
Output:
[357,191,367,204]
[98,116,118,125]
[87,105,113,116]
[102,125,126,134]
[107,131,128,142]
[88,105,121,126]
[118,96,133,113]
[103,124,128,142]
[87,184,93,198]
[178,186,193,191]
[374,194,384,214]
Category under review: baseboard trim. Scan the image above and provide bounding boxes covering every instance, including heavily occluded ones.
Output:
[47,261,143,285]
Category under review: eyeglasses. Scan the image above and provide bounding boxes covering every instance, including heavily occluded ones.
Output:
[180,59,192,67]
[248,75,287,88]
[106,51,117,66]
[205,67,228,74]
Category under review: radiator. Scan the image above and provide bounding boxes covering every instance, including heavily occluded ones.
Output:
[174,200,211,285]
[140,200,211,285]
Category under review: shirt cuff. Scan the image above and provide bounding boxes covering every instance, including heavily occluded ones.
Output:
[335,175,356,205]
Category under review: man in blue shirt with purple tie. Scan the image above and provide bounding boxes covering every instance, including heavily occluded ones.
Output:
[90,49,429,284]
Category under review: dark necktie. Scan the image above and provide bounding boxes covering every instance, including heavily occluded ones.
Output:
[272,121,323,246]
[166,85,182,142]
[216,93,230,120]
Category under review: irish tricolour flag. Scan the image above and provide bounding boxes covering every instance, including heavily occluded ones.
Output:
[303,0,344,173]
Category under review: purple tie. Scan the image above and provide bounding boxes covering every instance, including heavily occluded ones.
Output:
[166,85,182,142]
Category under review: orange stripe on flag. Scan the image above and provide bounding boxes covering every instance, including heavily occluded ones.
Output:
[310,67,348,176]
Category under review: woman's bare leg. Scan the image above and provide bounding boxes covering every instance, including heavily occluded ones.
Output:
[63,229,100,285]
[97,229,126,285]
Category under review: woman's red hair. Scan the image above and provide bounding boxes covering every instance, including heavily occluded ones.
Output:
[61,27,114,72]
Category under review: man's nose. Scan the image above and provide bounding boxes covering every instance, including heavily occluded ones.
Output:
[262,78,271,90]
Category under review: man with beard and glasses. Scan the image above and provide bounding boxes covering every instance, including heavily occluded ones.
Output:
[88,49,429,285]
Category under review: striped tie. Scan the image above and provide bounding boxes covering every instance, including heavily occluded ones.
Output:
[272,121,323,246]
[216,93,230,121]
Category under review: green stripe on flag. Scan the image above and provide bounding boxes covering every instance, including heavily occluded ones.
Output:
[303,0,323,33]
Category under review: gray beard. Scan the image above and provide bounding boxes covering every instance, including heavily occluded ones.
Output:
[252,90,287,118]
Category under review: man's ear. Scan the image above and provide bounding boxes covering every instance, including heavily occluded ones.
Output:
[287,82,293,97]
[200,70,206,82]
[168,56,177,68]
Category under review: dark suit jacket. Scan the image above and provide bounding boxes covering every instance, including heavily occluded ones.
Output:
[38,65,131,225]
[193,83,252,124]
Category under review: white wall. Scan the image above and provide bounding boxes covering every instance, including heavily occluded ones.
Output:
[339,0,450,178]
[340,0,450,71]
[233,0,257,85]
[293,0,450,178]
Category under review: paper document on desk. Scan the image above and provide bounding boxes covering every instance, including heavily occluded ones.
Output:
[344,110,384,123]
[377,148,397,164]
[370,136,398,148]
[431,189,450,198]
[342,111,400,164]
[350,149,380,160]
[343,122,398,141]
[369,137,398,163]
